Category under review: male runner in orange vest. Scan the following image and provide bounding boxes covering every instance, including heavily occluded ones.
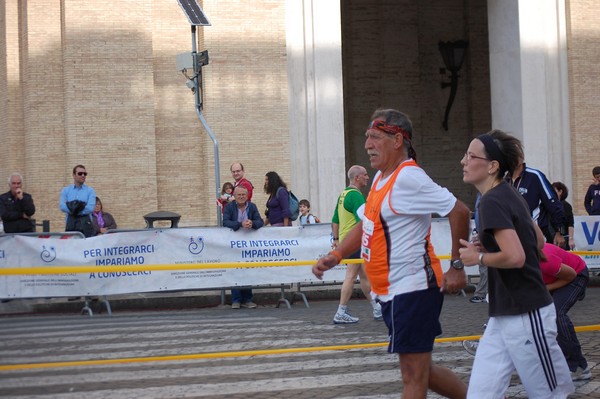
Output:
[314,109,470,399]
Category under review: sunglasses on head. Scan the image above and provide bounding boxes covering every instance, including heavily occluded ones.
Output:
[77,172,88,176]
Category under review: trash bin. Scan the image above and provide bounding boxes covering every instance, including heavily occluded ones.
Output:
[143,211,181,228]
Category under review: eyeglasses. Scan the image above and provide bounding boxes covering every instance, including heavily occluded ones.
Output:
[76,172,88,176]
[463,153,490,162]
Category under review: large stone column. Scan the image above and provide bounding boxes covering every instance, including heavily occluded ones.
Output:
[487,0,571,185]
[0,0,24,174]
[286,0,345,222]
[19,1,68,227]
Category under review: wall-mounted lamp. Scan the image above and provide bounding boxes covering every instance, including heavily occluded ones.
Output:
[439,40,468,130]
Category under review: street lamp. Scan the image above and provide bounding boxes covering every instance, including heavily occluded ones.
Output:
[439,40,468,131]
[175,0,223,226]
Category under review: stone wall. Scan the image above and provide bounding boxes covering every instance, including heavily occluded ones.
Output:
[341,0,491,207]
[1,0,598,232]
[567,0,600,214]
[0,0,288,231]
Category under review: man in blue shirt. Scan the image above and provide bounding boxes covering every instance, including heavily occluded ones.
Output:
[60,165,96,237]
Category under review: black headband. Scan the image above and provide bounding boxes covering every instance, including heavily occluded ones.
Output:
[477,134,507,175]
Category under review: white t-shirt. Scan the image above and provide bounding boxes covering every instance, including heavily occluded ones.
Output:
[298,214,316,226]
[367,163,456,300]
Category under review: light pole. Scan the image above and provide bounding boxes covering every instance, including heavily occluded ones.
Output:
[176,0,222,226]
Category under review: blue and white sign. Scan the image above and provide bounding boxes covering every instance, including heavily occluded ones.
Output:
[1,216,598,299]
[0,225,341,298]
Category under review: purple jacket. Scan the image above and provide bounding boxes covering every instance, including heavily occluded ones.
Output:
[266,187,291,225]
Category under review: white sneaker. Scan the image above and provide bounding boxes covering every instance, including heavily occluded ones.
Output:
[372,303,383,320]
[571,366,592,381]
[333,311,359,324]
[462,340,478,356]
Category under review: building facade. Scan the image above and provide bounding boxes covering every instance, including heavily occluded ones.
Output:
[0,0,598,231]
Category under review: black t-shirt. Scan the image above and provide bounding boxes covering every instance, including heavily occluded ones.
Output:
[478,181,552,316]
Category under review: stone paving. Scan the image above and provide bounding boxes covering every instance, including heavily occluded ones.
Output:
[0,286,598,398]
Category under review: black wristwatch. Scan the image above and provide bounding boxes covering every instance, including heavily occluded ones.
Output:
[450,259,464,270]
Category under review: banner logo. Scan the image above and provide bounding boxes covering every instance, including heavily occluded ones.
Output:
[41,245,56,262]
[188,236,205,255]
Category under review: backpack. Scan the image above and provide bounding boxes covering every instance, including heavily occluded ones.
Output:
[288,191,300,221]
[278,187,300,221]
[306,214,320,224]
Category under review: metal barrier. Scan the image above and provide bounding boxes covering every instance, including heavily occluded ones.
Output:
[0,231,85,239]
[213,284,292,309]
[292,280,358,308]
[32,219,50,233]
[105,226,214,234]
[81,296,112,317]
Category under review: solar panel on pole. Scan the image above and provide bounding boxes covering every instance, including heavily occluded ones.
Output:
[177,0,211,26]
[175,0,220,226]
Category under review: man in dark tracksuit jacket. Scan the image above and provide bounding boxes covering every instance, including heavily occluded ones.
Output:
[584,166,600,215]
[510,163,565,246]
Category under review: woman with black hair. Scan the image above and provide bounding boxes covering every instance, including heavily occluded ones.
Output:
[459,130,574,398]
[263,171,291,226]
[552,181,575,250]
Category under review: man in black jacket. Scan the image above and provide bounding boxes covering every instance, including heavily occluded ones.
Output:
[0,173,36,233]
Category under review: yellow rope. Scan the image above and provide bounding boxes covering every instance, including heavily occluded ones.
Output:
[1,250,600,276]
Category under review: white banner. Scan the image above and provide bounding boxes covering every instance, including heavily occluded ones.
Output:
[1,216,598,298]
[574,215,600,269]
[418,217,600,273]
[0,225,351,298]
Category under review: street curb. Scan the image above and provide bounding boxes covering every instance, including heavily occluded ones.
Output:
[2,275,598,315]
[0,286,363,315]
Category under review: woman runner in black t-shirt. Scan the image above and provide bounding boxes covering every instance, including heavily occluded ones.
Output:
[458,130,574,398]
